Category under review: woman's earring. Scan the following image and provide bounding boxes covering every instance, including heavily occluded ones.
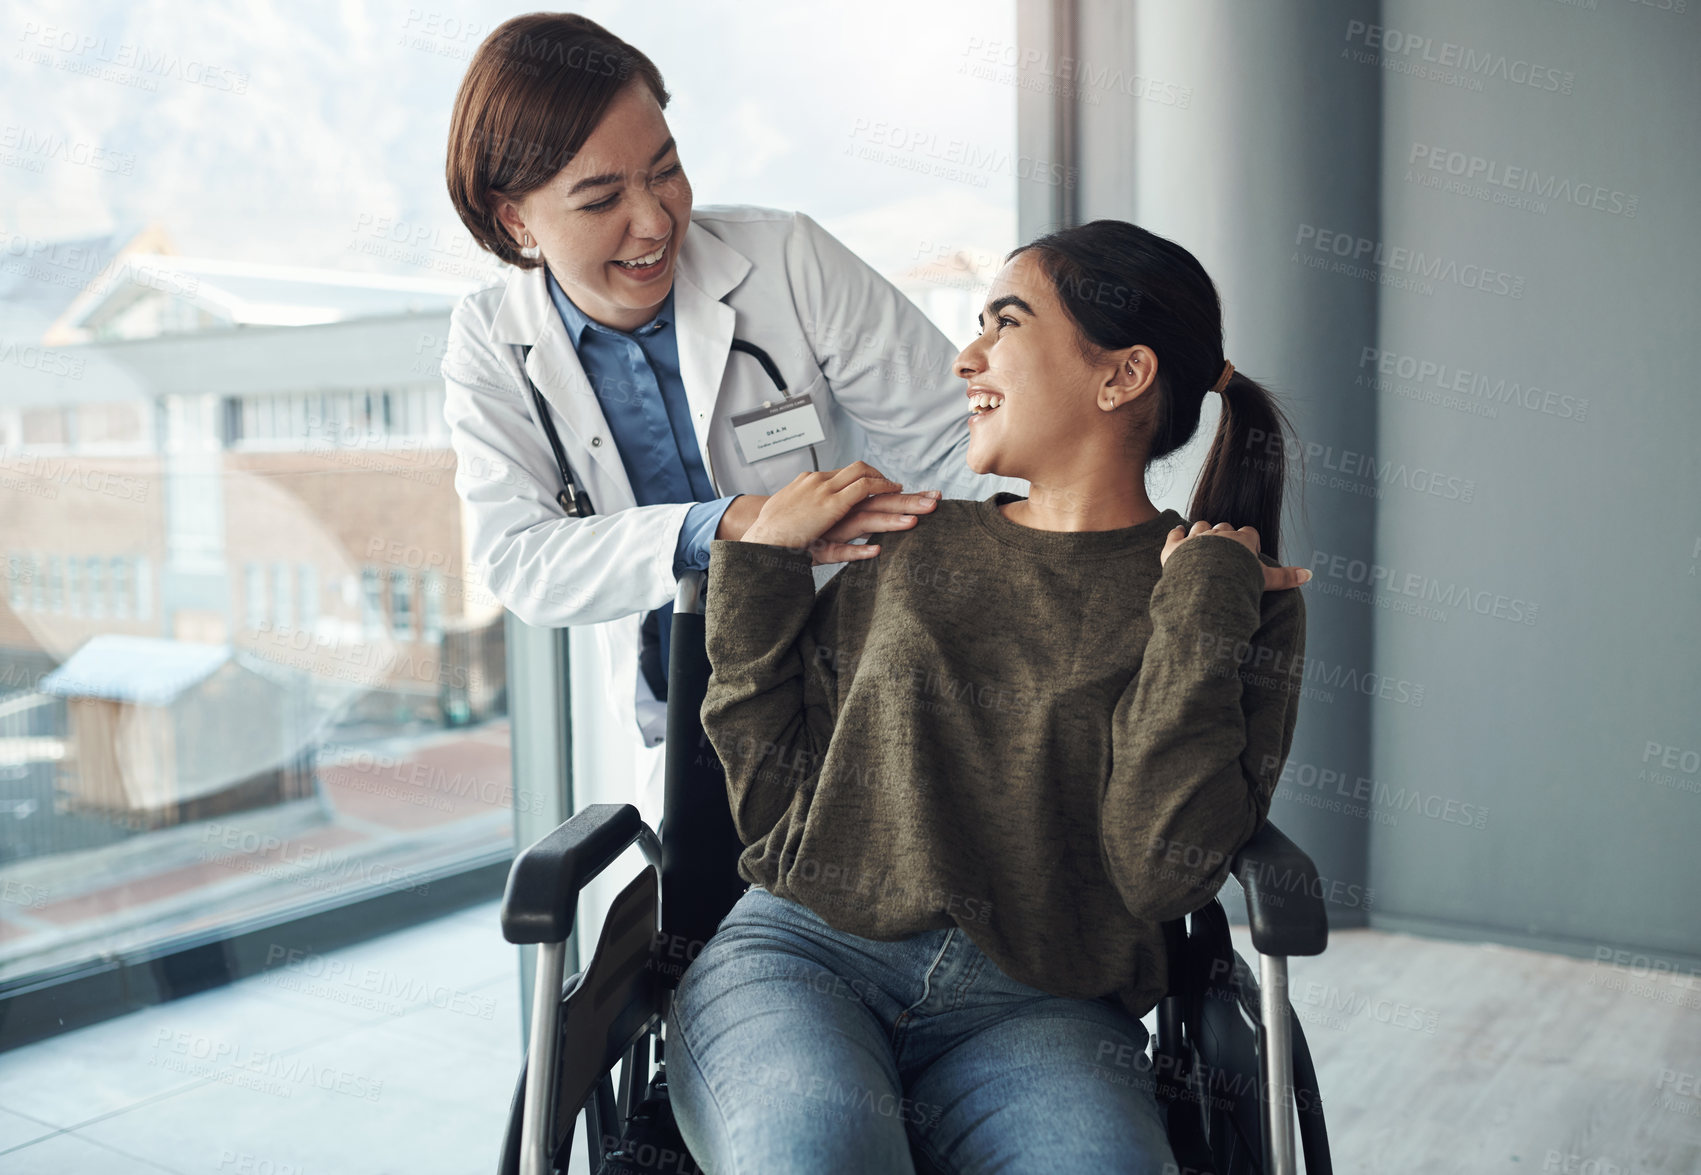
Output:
[519,231,541,261]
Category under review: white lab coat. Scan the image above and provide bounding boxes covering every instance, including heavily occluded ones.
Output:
[441,204,1023,827]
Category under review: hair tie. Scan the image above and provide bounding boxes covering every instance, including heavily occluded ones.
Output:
[1210,360,1235,395]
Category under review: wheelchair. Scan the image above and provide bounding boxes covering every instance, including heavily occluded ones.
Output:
[496,569,1335,1175]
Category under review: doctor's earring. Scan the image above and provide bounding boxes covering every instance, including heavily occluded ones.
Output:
[519,231,541,261]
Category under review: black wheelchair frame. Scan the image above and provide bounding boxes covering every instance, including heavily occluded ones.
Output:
[496,569,1334,1175]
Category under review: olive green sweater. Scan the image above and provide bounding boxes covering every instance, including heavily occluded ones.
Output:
[701,492,1306,1018]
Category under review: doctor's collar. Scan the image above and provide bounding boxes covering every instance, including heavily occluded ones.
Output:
[545,267,674,343]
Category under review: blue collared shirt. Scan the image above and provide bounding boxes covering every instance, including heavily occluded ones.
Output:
[545,270,738,576]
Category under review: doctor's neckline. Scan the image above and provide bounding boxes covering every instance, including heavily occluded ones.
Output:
[971,492,1183,559]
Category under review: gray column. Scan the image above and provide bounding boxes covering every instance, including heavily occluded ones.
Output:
[505,612,575,1041]
[1366,0,1701,963]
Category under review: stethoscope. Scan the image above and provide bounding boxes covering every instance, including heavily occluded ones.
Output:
[518,337,813,518]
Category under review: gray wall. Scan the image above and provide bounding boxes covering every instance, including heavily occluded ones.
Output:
[1370,0,1700,962]
[1046,0,1698,959]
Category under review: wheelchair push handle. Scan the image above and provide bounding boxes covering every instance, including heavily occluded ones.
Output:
[500,803,655,945]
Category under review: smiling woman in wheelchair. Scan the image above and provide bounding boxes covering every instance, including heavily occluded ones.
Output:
[672,220,1312,1174]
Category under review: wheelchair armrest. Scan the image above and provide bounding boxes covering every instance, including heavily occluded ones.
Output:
[501,803,651,945]
[1230,820,1329,958]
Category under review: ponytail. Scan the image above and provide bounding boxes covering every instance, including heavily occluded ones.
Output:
[1189,371,1296,562]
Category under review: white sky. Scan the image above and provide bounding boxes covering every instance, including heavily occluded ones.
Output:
[0,0,1018,281]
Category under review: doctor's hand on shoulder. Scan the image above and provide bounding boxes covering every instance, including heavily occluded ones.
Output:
[734,462,943,563]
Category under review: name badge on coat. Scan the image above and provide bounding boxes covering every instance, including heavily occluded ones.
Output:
[730,393,827,463]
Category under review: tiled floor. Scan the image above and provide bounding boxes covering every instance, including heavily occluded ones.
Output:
[2,903,1697,1174]
[0,899,530,1175]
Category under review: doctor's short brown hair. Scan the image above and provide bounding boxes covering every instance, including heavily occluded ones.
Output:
[446,13,670,270]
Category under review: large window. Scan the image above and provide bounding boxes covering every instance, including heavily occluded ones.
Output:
[0,3,1013,1170]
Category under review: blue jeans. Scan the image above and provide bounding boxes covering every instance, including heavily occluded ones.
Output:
[668,885,1177,1174]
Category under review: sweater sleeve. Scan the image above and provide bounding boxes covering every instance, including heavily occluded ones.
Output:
[701,539,847,845]
[1100,535,1307,924]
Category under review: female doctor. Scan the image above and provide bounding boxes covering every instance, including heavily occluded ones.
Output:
[440,13,1020,826]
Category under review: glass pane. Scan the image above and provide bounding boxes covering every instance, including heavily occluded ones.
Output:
[0,3,1006,1171]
